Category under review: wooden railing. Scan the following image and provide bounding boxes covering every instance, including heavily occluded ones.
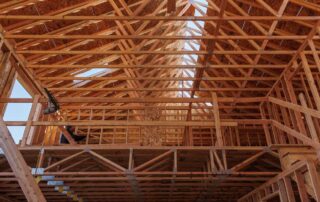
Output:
[1,96,269,147]
[260,51,320,157]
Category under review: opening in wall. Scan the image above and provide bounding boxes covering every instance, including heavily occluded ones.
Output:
[3,79,32,144]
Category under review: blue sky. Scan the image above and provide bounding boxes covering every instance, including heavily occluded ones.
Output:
[2,69,108,144]
[75,68,105,77]
[180,0,207,98]
[3,79,32,144]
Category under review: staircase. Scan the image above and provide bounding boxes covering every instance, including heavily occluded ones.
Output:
[32,168,84,202]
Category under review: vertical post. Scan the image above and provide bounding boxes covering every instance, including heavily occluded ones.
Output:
[260,104,272,145]
[294,170,309,202]
[222,150,227,169]
[169,149,177,201]
[0,117,46,202]
[36,148,45,169]
[209,149,217,172]
[275,87,295,144]
[283,73,308,136]
[278,179,289,202]
[283,176,296,202]
[298,93,319,142]
[126,148,141,201]
[301,38,320,152]
[187,126,192,146]
[284,74,307,140]
[99,109,105,145]
[212,93,223,146]
[128,148,133,171]
[21,95,40,146]
[186,112,193,146]
[306,160,320,201]
[266,102,280,144]
[0,52,12,99]
[173,149,177,172]
[308,40,320,72]
[300,53,320,110]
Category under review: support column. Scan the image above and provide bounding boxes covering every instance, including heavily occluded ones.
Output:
[300,53,320,110]
[21,95,40,146]
[212,92,223,146]
[260,104,272,145]
[0,117,46,202]
[283,73,308,136]
[298,93,320,143]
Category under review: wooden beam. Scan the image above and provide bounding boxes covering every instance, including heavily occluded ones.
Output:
[268,96,320,119]
[0,15,319,21]
[239,160,307,202]
[283,176,296,202]
[272,120,320,149]
[56,105,260,110]
[15,50,299,55]
[38,76,279,81]
[230,151,266,172]
[4,34,319,40]
[0,97,268,103]
[0,27,44,95]
[47,87,270,92]
[21,95,40,146]
[0,117,46,202]
[300,52,320,110]
[44,150,85,171]
[295,170,309,202]
[88,150,126,172]
[27,64,288,69]
[54,125,77,145]
[298,93,320,142]
[265,20,320,99]
[19,145,267,151]
[212,93,223,146]
[134,150,173,171]
[4,120,239,127]
[306,160,320,201]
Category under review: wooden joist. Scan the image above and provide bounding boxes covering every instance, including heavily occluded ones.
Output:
[0,97,268,103]
[0,0,320,201]
[0,118,46,202]
[0,15,319,21]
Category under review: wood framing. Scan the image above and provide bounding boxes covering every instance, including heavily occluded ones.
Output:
[0,118,46,202]
[0,0,320,201]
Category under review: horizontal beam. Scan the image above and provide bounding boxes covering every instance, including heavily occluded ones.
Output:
[16,50,300,55]
[19,145,268,151]
[0,15,319,21]
[5,119,270,127]
[238,160,308,201]
[5,34,318,40]
[31,176,271,182]
[56,106,261,110]
[4,120,238,127]
[268,96,320,119]
[0,97,267,103]
[271,120,320,149]
[0,118,46,201]
[39,76,278,81]
[0,171,278,177]
[47,87,270,92]
[27,64,288,69]
[41,171,278,176]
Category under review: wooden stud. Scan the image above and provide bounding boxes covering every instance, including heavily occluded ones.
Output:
[0,117,46,202]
